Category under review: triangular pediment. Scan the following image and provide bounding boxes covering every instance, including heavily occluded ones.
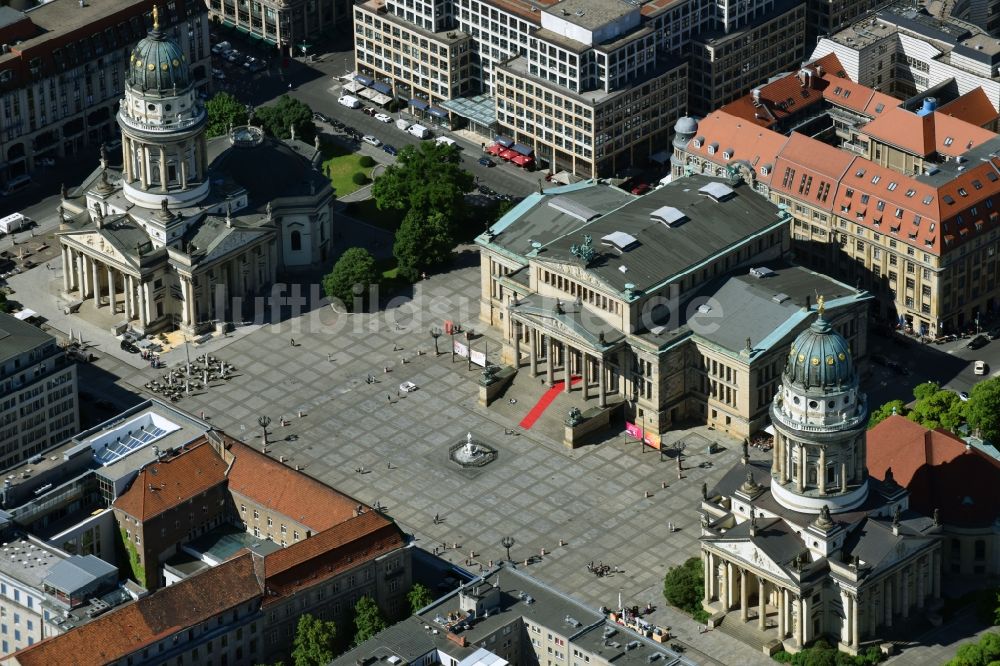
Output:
[61,230,140,270]
[706,538,794,583]
[532,256,615,294]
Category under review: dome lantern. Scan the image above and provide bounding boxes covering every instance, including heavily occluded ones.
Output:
[127,5,189,94]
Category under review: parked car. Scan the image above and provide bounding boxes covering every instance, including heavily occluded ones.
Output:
[120,340,139,354]
[374,113,392,123]
[337,95,361,109]
[988,327,1000,341]
[313,111,332,123]
[211,41,232,55]
[631,182,651,195]
[975,360,987,375]
[362,135,382,147]
[248,60,267,73]
[958,391,969,401]
[225,49,242,63]
[242,56,257,69]
[212,68,225,80]
[967,335,990,350]
[399,381,418,393]
[362,107,377,116]
[382,144,398,156]
[478,157,496,167]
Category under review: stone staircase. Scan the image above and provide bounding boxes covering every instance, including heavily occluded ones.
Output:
[715,614,773,654]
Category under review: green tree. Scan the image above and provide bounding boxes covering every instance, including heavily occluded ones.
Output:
[407,583,434,613]
[322,247,379,312]
[912,381,940,402]
[393,209,455,282]
[951,642,986,666]
[868,399,908,429]
[371,141,473,223]
[291,613,337,666]
[352,172,369,186]
[205,92,248,138]
[967,377,1000,443]
[908,388,965,432]
[353,595,387,646]
[662,557,707,623]
[254,95,315,142]
[359,155,376,168]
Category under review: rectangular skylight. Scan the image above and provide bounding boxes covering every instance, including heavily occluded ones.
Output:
[548,197,599,222]
[650,206,686,227]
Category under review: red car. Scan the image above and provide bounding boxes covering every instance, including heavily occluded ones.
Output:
[631,182,651,195]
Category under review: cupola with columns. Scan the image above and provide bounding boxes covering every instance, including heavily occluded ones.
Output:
[769,296,869,514]
[118,5,210,213]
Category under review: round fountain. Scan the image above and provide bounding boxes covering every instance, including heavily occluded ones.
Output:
[449,432,497,468]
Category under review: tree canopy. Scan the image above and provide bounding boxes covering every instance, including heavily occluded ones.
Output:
[205,92,248,138]
[869,381,965,433]
[945,632,1000,666]
[662,557,707,623]
[393,210,454,282]
[868,399,908,429]
[371,142,473,222]
[966,377,1000,443]
[254,95,315,142]
[291,614,337,666]
[322,247,380,312]
[353,595,387,646]
[407,583,434,614]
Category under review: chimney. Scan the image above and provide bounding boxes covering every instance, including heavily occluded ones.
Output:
[922,112,936,156]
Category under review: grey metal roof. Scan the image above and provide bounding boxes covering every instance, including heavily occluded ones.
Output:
[0,313,55,364]
[544,0,637,31]
[43,555,116,593]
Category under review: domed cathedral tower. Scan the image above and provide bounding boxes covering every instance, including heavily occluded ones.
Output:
[119,5,209,219]
[770,296,870,514]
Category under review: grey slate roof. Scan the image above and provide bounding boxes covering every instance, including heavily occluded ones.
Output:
[0,312,55,363]
[43,555,116,594]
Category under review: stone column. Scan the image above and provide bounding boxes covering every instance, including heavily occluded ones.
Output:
[797,444,805,491]
[841,461,848,492]
[725,561,734,610]
[801,595,809,644]
[107,266,116,314]
[77,251,87,297]
[199,134,208,174]
[819,446,827,494]
[124,275,134,320]
[740,569,748,622]
[122,136,131,182]
[529,328,538,376]
[546,336,554,386]
[180,278,190,327]
[62,246,71,292]
[563,344,572,393]
[884,578,892,627]
[933,551,941,598]
[159,146,168,192]
[901,570,909,619]
[851,594,860,650]
[758,576,766,630]
[137,280,148,327]
[917,559,926,609]
[841,590,851,646]
[179,148,188,189]
[598,357,607,408]
[582,353,590,400]
[795,595,804,646]
[513,322,521,368]
[778,587,786,638]
[91,258,101,307]
[703,552,711,605]
[139,143,149,190]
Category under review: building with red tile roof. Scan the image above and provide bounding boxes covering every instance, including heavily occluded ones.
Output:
[938,89,1000,132]
[671,52,1000,338]
[10,428,412,666]
[868,416,1000,576]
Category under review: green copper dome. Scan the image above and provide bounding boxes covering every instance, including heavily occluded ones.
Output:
[784,310,854,390]
[128,21,188,93]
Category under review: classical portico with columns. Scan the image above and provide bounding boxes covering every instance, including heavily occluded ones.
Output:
[699,300,942,656]
[55,7,332,336]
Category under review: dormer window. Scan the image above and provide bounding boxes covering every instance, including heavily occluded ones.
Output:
[707,142,719,155]
[944,137,954,146]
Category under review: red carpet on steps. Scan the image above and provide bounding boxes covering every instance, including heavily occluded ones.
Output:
[519,377,580,429]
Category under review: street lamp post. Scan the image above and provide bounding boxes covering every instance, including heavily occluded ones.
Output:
[258,415,272,452]
[466,331,473,371]
[430,327,441,356]
[500,536,515,562]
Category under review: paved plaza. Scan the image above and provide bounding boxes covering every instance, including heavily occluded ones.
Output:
[12,255,774,665]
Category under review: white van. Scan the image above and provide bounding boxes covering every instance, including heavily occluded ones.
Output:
[407,124,431,139]
[395,118,411,131]
[0,175,31,196]
[0,212,27,233]
[435,136,457,148]
[338,95,361,109]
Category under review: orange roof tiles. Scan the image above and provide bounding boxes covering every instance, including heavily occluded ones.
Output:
[868,416,1000,527]
[113,440,228,522]
[683,111,789,186]
[769,133,855,211]
[263,512,404,603]
[861,108,994,158]
[938,88,1000,129]
[12,554,262,666]
[225,439,362,532]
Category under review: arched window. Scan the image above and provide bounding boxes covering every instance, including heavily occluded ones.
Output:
[290,230,302,251]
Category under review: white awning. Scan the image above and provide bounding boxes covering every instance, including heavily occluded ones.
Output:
[342,80,364,93]
[358,87,379,100]
[370,92,392,105]
[13,309,37,320]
